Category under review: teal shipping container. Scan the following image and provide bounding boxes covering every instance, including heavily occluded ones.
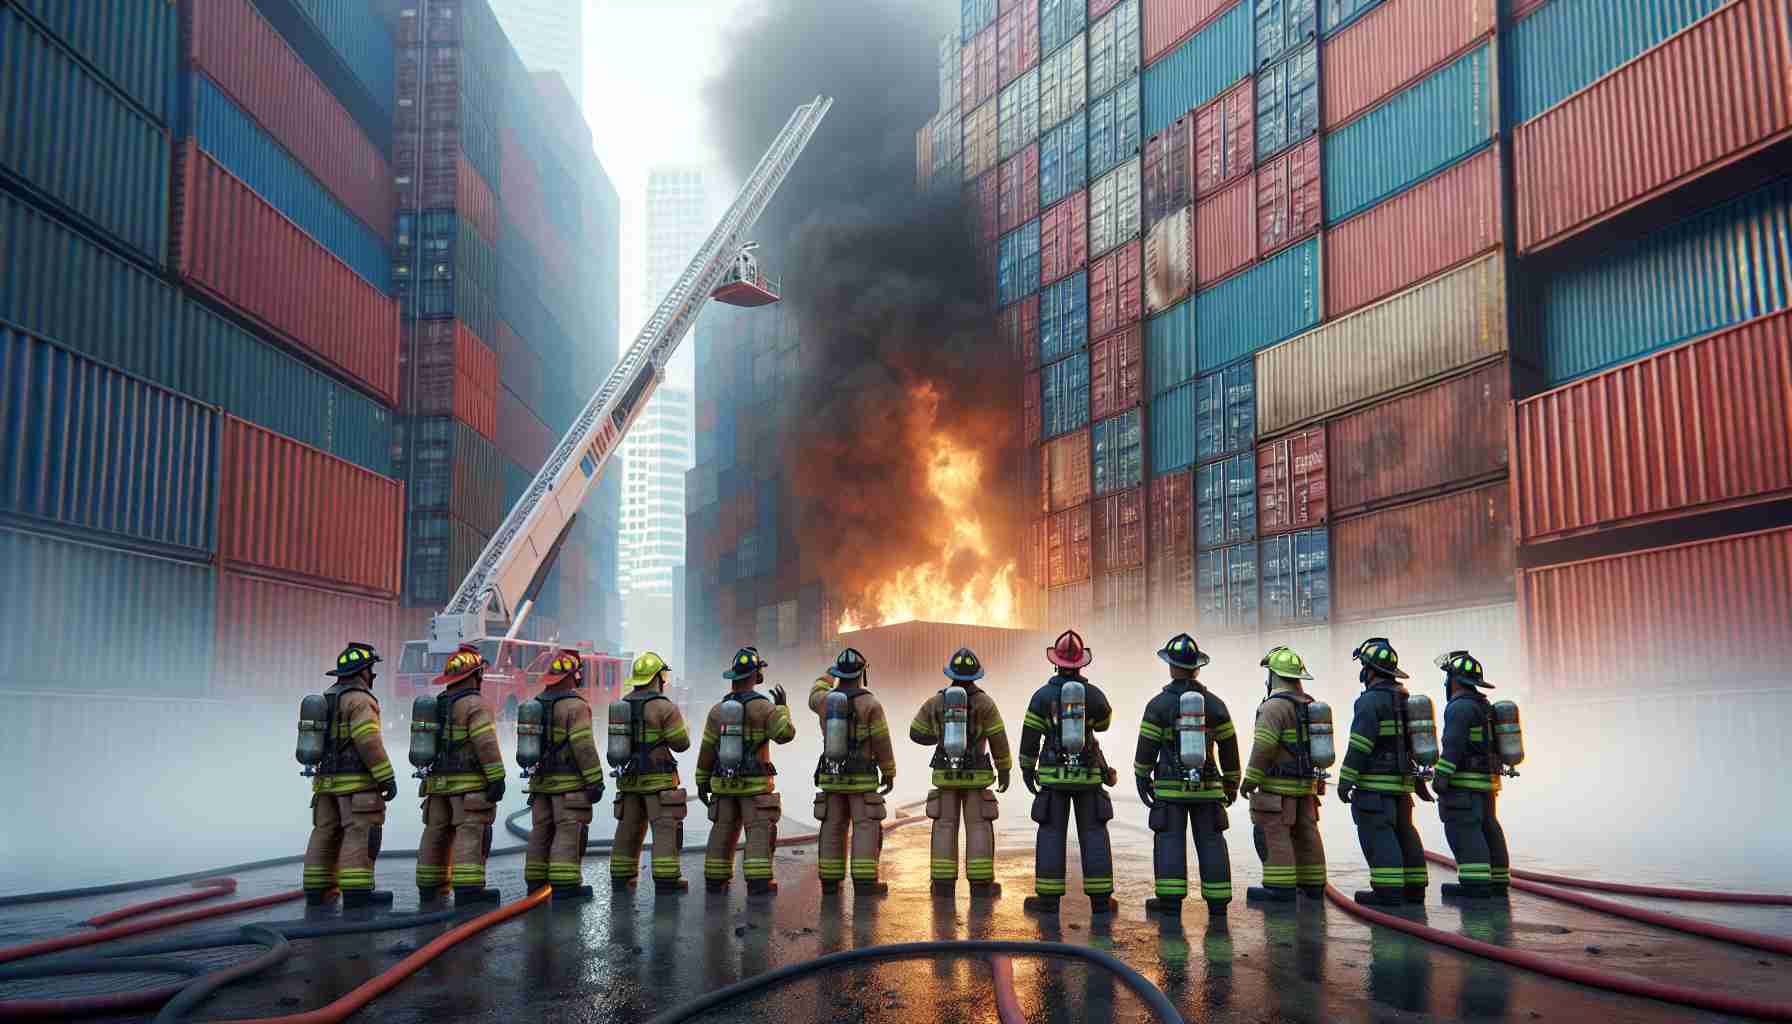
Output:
[1040,271,1090,363]
[1255,41,1319,162]
[1195,363,1255,464]
[2,327,219,556]
[1,7,169,265]
[1195,236,1322,373]
[1507,0,1728,125]
[1143,1,1252,139]
[1145,299,1195,396]
[1197,541,1259,633]
[1150,376,1199,475]
[1041,0,1087,56]
[287,0,396,117]
[1254,0,1318,70]
[1092,408,1143,496]
[1041,351,1092,439]
[1526,176,1792,386]
[1320,0,1381,36]
[1040,109,1088,208]
[1088,77,1142,180]
[1323,44,1493,222]
[1196,452,1256,548]
[1260,528,1329,626]
[12,0,176,125]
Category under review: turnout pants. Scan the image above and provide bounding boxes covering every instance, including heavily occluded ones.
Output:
[815,791,887,882]
[1149,799,1232,904]
[1440,788,1509,890]
[303,791,386,894]
[1351,790,1428,895]
[927,788,1000,882]
[1249,792,1325,892]
[610,788,689,882]
[522,790,596,888]
[416,791,497,892]
[1031,786,1114,897]
[704,792,781,882]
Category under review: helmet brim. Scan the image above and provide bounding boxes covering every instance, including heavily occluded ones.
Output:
[827,666,866,680]
[430,666,481,686]
[1385,666,1411,680]
[1451,676,1495,689]
[944,667,984,682]
[1157,648,1210,670]
[1046,649,1093,669]
[722,667,763,680]
[1269,667,1315,682]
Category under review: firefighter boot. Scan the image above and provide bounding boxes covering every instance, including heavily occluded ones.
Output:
[705,879,729,893]
[1300,887,1325,902]
[931,880,956,899]
[612,878,636,893]
[418,886,448,904]
[1404,885,1429,904]
[655,878,689,895]
[1145,896,1183,918]
[970,881,1002,900]
[552,884,595,904]
[304,888,339,908]
[747,879,778,898]
[1022,895,1061,914]
[1354,888,1404,907]
[854,880,888,898]
[1206,899,1228,920]
[455,885,501,907]
[822,880,842,895]
[1440,882,1492,901]
[342,889,392,909]
[1245,886,1297,904]
[1090,895,1118,915]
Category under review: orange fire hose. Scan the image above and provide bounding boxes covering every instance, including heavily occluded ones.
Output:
[989,954,1026,1024]
[82,879,238,927]
[0,889,304,966]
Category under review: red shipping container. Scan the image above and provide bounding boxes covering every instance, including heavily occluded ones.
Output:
[1514,0,1792,255]
[1512,310,1792,545]
[1332,481,1514,620]
[1143,116,1192,235]
[1144,207,1191,314]
[998,144,1040,234]
[496,387,555,471]
[962,39,978,112]
[1325,145,1502,318]
[1147,469,1195,625]
[1519,526,1792,697]
[1001,293,1042,366]
[392,129,499,244]
[1026,517,1050,584]
[493,321,547,420]
[974,23,1000,108]
[1024,370,1042,444]
[1048,503,1094,587]
[1193,78,1254,197]
[1090,325,1143,421]
[969,171,1000,244]
[1021,0,1041,73]
[1094,487,1145,571]
[214,570,397,699]
[1195,176,1254,287]
[1040,191,1089,285]
[1025,442,1047,514]
[172,142,400,404]
[408,319,498,441]
[1146,0,1237,65]
[1329,360,1509,515]
[1091,238,1144,336]
[1509,0,1549,19]
[219,417,403,597]
[998,0,1037,87]
[1255,136,1321,258]
[1322,0,1497,130]
[1257,426,1328,535]
[183,0,392,240]
[1090,0,1124,18]
[1044,429,1093,512]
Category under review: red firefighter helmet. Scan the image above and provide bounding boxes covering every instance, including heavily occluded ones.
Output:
[1046,629,1093,670]
[431,642,486,685]
[542,648,583,685]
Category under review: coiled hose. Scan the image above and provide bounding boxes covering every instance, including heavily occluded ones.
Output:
[0,925,290,1022]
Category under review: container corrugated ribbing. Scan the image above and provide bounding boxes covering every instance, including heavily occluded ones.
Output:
[1196,453,1256,548]
[1089,0,1140,100]
[1145,0,1240,66]
[1259,527,1329,627]
[1094,485,1144,573]
[1095,238,1145,333]
[496,386,556,472]
[1143,115,1192,237]
[970,171,1000,244]
[1257,426,1327,536]
[1519,527,1792,698]
[1041,0,1087,56]
[1039,32,1088,135]
[408,417,505,536]
[1255,136,1320,258]
[214,569,397,699]
[288,0,397,119]
[13,0,178,124]
[1144,2,1251,140]
[1043,428,1093,513]
[1,8,169,265]
[1087,77,1140,181]
[1332,481,1513,621]
[1253,0,1318,69]
[1512,310,1792,546]
[1195,177,1254,287]
[1000,294,1041,367]
[997,144,1040,235]
[998,65,1040,162]
[1092,408,1144,496]
[1047,503,1093,586]
[1321,0,1494,131]
[1149,375,1198,474]
[2,326,219,556]
[1193,78,1254,197]
[1505,0,1729,126]
[1252,41,1319,164]
[1090,325,1143,421]
[1040,108,1087,206]
[1195,234,1321,373]
[1328,360,1507,517]
[407,319,498,443]
[405,510,490,608]
[1040,190,1088,284]
[1196,542,1258,633]
[1040,271,1089,365]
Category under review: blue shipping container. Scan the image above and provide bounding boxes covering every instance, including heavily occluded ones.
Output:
[1,8,169,265]
[1254,41,1319,162]
[189,75,390,290]
[0,526,217,695]
[1195,236,1322,373]
[1323,44,1492,222]
[1145,299,1195,396]
[0,191,186,394]
[1040,271,1090,363]
[289,0,396,118]
[1197,542,1259,633]
[1040,109,1088,209]
[963,0,997,41]
[1255,0,1318,70]
[1041,0,1087,57]
[1196,452,1256,548]
[1260,528,1329,626]
[1143,1,1252,139]
[2,326,219,556]
[1088,77,1142,180]
[1194,362,1257,464]
[1150,377,1199,476]
[1092,408,1143,496]
[1529,176,1792,387]
[12,0,175,125]
[998,219,1043,308]
[1320,0,1382,36]
[1041,351,1092,439]
[1508,0,1728,125]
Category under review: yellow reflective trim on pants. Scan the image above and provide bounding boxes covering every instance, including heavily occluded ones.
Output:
[449,865,487,885]
[524,862,548,881]
[966,858,995,882]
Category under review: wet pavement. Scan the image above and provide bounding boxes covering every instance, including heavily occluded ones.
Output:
[3,790,1789,1023]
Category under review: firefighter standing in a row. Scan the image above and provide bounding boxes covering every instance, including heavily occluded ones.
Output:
[910,647,1011,899]
[1433,650,1513,900]
[697,647,795,895]
[608,651,692,895]
[1019,630,1119,915]
[1338,638,1432,907]
[416,642,508,906]
[1241,645,1327,903]
[300,643,398,908]
[808,648,897,896]
[521,648,609,902]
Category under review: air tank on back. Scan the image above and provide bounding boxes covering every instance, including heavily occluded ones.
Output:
[606,700,633,767]
[1306,701,1335,772]
[942,685,970,761]
[1406,694,1439,768]
[1492,700,1525,768]
[515,699,544,774]
[716,698,746,774]
[408,694,440,772]
[295,694,329,774]
[823,689,851,763]
[1059,680,1087,758]
[1176,690,1207,776]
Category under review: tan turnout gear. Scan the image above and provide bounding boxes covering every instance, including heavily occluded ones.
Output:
[1244,687,1327,893]
[808,677,897,883]
[609,691,691,883]
[910,684,1011,883]
[302,682,394,896]
[416,680,506,894]
[523,681,608,890]
[696,689,795,883]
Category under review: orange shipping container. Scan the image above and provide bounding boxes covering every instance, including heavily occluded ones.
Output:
[1023,370,1042,445]
[496,387,555,471]
[1329,360,1510,515]
[1091,238,1144,336]
[1048,503,1093,587]
[407,320,497,441]
[1512,310,1792,545]
[1090,325,1143,421]
[219,417,403,597]
[1147,469,1195,627]
[1331,481,1513,621]
[1257,426,1327,535]
[1321,0,1496,130]
[1094,487,1144,571]
[1195,176,1254,287]
[214,570,397,699]
[1255,136,1321,258]
[1043,429,1093,512]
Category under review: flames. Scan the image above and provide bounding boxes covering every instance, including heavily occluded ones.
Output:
[836,430,1021,633]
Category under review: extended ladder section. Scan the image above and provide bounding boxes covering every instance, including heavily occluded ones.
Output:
[429,96,834,653]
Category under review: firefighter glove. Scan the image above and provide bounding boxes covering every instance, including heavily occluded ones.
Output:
[1224,782,1238,806]
[1022,769,1039,796]
[878,774,895,796]
[770,684,787,706]
[1135,774,1155,808]
[484,778,506,804]
[697,782,712,807]
[1239,778,1258,798]
[1414,777,1435,803]
[378,778,398,802]
[997,768,1011,793]
[1336,780,1355,804]
[585,781,605,805]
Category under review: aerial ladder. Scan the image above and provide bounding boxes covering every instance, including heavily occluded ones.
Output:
[426,96,833,654]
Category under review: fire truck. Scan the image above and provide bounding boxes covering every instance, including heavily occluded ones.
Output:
[392,639,628,726]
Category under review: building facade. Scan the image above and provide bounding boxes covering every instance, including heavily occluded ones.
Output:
[620,384,694,652]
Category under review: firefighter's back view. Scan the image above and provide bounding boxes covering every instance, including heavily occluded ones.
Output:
[696,647,795,896]
[607,651,691,896]
[910,647,1011,899]
[414,642,507,906]
[296,642,398,909]
[518,649,608,903]
[808,648,897,897]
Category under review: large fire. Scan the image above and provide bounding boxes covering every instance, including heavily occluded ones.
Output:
[836,434,1021,633]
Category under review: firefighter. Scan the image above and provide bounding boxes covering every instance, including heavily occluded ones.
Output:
[1135,633,1240,919]
[416,642,508,906]
[1338,637,1432,907]
[1240,645,1326,904]
[909,647,1012,899]
[808,648,897,896]
[696,647,796,896]
[519,649,607,903]
[1018,630,1119,915]
[301,642,398,908]
[607,651,692,895]
[1432,651,1512,901]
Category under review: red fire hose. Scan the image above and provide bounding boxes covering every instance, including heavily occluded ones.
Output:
[82,878,238,927]
[0,888,304,966]
[989,954,1026,1024]
[1326,884,1792,1020]
[1473,859,1792,906]
[1425,852,1792,956]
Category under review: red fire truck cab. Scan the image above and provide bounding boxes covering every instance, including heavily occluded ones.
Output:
[392,639,628,728]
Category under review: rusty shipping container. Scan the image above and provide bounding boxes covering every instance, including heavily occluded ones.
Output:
[1147,469,1196,628]
[1328,361,1508,518]
[1257,253,1507,434]
[1515,0,1792,255]
[1256,136,1320,258]
[970,170,1001,244]
[172,142,400,405]
[998,144,1041,234]
[214,570,398,699]
[1040,192,1089,284]
[219,417,402,597]
[1145,0,1238,65]
[1001,294,1042,366]
[1143,116,1192,236]
[1195,177,1255,287]
[1257,426,1328,535]
[406,320,497,442]
[1044,428,1093,512]
[1519,526,1792,697]
[978,21,1001,106]
[1090,325,1143,420]
[1024,369,1042,443]
[1512,309,1792,545]
[1144,207,1192,314]
[1332,481,1514,621]
[184,0,393,239]
[1091,238,1144,336]
[965,100,1000,181]
[1048,503,1094,587]
[1321,0,1496,130]
[1094,486,1145,571]
[1324,145,1502,319]
[1193,78,1255,197]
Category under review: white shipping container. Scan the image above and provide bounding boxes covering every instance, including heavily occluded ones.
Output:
[999,66,1041,162]
[1326,603,1524,701]
[1039,33,1088,133]
[1088,0,1140,100]
[1144,205,1191,313]
[965,99,999,181]
[1088,155,1141,258]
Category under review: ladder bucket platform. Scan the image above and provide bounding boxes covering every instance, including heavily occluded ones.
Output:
[711,275,780,307]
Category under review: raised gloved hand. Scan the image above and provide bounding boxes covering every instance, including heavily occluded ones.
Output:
[378,778,399,802]
[1414,777,1435,803]
[996,768,1011,794]
[585,781,605,805]
[697,782,712,807]
[1134,774,1156,809]
[770,684,787,706]
[878,774,895,796]
[1337,780,1355,804]
[484,778,506,804]
[1022,769,1040,796]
